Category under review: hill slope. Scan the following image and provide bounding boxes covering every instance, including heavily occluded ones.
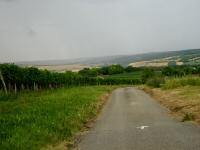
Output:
[17,49,200,66]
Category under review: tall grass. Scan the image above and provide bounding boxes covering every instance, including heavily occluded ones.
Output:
[0,86,115,150]
[163,76,200,89]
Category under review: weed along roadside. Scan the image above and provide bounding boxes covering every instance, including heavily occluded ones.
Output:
[0,86,117,150]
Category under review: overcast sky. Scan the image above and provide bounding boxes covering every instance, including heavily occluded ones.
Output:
[0,0,200,62]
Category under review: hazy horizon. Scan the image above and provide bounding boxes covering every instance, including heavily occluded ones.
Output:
[3,49,199,63]
[1,0,200,62]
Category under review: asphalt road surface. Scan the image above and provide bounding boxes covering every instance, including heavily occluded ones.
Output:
[78,87,200,150]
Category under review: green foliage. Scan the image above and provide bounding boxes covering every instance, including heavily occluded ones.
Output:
[0,64,141,93]
[108,64,124,75]
[78,68,98,77]
[1,64,200,93]
[163,76,200,89]
[89,64,125,75]
[124,66,136,72]
[146,77,165,88]
[98,66,109,75]
[0,86,115,150]
[141,68,155,83]
[104,72,142,80]
[162,66,200,77]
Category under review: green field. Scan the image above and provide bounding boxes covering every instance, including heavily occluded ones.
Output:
[103,71,142,80]
[0,86,116,150]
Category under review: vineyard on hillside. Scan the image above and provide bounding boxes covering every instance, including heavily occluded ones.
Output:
[0,64,141,94]
[1,63,200,94]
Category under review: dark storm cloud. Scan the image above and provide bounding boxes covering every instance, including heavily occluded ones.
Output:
[0,0,200,62]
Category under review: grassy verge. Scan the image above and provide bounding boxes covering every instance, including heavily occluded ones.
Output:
[0,86,116,150]
[141,82,200,125]
[163,76,200,89]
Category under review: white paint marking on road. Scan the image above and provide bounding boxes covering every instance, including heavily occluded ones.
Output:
[136,126,149,130]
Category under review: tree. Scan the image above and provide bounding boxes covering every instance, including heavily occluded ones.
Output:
[0,63,143,92]
[141,68,155,83]
[107,64,124,75]
[125,66,136,72]
[98,66,109,75]
[78,68,98,77]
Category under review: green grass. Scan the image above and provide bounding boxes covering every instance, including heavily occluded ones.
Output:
[104,71,142,80]
[0,86,116,150]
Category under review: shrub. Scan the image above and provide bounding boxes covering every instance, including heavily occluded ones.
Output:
[182,113,195,122]
[146,77,165,88]
[141,69,155,83]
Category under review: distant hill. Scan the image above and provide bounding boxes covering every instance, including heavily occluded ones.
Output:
[17,49,200,67]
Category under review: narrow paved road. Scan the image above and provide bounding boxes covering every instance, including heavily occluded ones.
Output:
[78,87,200,150]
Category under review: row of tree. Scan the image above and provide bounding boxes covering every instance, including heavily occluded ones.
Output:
[140,66,200,87]
[1,63,200,94]
[0,64,141,94]
[161,66,200,77]
[78,64,143,77]
[78,64,200,79]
